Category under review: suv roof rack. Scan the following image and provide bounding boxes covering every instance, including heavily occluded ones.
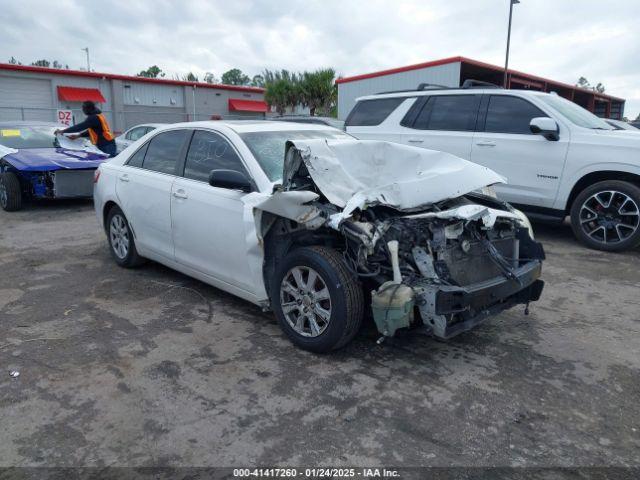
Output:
[461,79,502,89]
[417,82,449,90]
[375,79,502,95]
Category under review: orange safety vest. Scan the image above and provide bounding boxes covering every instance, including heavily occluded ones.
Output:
[87,113,115,144]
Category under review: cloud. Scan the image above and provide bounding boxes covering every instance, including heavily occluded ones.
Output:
[1,0,638,117]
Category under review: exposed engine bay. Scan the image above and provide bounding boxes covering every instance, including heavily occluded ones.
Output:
[252,139,545,340]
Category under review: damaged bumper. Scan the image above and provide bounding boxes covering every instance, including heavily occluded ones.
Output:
[414,260,544,339]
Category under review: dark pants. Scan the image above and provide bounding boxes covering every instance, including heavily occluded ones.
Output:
[98,142,117,158]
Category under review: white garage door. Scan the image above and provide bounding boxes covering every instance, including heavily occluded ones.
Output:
[0,76,53,121]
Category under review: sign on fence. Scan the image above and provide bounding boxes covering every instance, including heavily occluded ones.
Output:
[57,109,73,126]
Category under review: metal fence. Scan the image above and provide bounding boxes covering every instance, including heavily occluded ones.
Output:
[0,106,266,133]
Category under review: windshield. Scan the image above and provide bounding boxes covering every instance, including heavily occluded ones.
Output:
[239,129,352,180]
[0,126,59,149]
[537,95,614,130]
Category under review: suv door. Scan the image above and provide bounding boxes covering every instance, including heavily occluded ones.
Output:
[471,94,569,208]
[115,129,190,260]
[399,94,481,159]
[171,129,256,293]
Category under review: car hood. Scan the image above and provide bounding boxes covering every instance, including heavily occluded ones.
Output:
[281,138,505,226]
[0,148,108,171]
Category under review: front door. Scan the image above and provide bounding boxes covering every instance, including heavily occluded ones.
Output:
[171,129,255,292]
[471,95,569,208]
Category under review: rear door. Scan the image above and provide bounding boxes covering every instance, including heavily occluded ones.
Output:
[115,129,190,260]
[398,94,481,159]
[171,129,256,292]
[471,94,569,207]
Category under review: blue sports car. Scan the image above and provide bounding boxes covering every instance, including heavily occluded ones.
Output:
[0,121,109,211]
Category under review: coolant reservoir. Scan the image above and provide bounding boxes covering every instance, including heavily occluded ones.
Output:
[371,281,415,337]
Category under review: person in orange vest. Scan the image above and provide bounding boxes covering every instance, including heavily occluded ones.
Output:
[54,100,117,157]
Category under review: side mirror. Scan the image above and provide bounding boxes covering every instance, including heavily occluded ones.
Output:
[209,169,253,192]
[530,117,560,141]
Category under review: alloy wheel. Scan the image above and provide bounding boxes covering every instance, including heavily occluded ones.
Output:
[109,214,130,259]
[579,190,640,245]
[280,266,332,337]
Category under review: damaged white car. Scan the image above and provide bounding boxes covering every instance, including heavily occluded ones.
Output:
[94,121,545,352]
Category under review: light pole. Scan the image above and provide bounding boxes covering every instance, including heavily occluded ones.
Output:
[503,0,520,88]
[82,47,91,72]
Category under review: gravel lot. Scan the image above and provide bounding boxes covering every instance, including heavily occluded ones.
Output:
[0,201,639,469]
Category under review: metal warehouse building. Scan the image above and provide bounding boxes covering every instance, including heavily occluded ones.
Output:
[0,63,267,133]
[336,56,625,120]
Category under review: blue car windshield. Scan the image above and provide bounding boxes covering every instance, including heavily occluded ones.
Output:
[0,126,60,149]
[239,129,351,181]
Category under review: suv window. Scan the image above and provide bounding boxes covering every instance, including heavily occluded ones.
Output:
[484,95,547,134]
[413,95,480,131]
[184,130,247,183]
[345,98,406,126]
[141,129,189,175]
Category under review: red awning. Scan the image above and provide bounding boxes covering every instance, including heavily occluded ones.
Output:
[228,99,268,113]
[57,86,106,103]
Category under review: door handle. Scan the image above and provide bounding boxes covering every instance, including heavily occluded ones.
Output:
[408,139,424,144]
[119,174,129,182]
[476,141,496,147]
[172,190,188,199]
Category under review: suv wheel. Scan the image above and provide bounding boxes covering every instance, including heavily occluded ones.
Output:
[106,206,145,267]
[0,172,22,211]
[271,246,363,353]
[570,180,640,252]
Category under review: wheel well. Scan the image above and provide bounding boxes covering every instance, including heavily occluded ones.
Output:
[102,201,118,231]
[262,216,343,299]
[566,171,640,213]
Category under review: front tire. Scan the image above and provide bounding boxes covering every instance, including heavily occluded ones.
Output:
[271,246,363,353]
[570,180,640,252]
[0,172,22,211]
[106,206,145,267]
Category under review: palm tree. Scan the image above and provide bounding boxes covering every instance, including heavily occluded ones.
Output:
[299,69,336,116]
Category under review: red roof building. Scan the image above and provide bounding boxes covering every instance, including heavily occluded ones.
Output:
[336,56,624,120]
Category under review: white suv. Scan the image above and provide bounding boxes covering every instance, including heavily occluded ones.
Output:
[345,86,640,251]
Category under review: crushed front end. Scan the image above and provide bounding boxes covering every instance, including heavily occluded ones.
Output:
[337,196,545,339]
[255,138,546,341]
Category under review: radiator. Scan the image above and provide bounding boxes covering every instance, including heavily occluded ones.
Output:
[53,169,95,198]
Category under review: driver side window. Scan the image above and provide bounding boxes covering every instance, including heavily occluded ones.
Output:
[183,130,248,183]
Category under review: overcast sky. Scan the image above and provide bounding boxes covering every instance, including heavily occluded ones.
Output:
[2,0,639,118]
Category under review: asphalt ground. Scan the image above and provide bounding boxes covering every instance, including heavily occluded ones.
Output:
[0,201,638,474]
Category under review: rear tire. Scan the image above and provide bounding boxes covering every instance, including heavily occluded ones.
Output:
[570,180,640,252]
[0,172,22,211]
[271,246,363,353]
[106,205,145,267]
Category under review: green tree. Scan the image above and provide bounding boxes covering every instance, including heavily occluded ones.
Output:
[576,76,590,89]
[8,56,21,65]
[183,72,199,82]
[263,69,302,114]
[221,68,250,86]
[137,65,165,78]
[203,72,219,84]
[576,76,605,93]
[299,68,336,116]
[31,59,51,67]
[250,74,265,87]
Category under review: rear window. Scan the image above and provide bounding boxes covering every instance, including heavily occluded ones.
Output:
[345,98,405,127]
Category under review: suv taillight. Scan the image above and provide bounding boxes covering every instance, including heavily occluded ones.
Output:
[93,170,101,183]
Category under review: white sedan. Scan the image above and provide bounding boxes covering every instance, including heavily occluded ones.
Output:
[94,121,545,352]
[115,123,164,153]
